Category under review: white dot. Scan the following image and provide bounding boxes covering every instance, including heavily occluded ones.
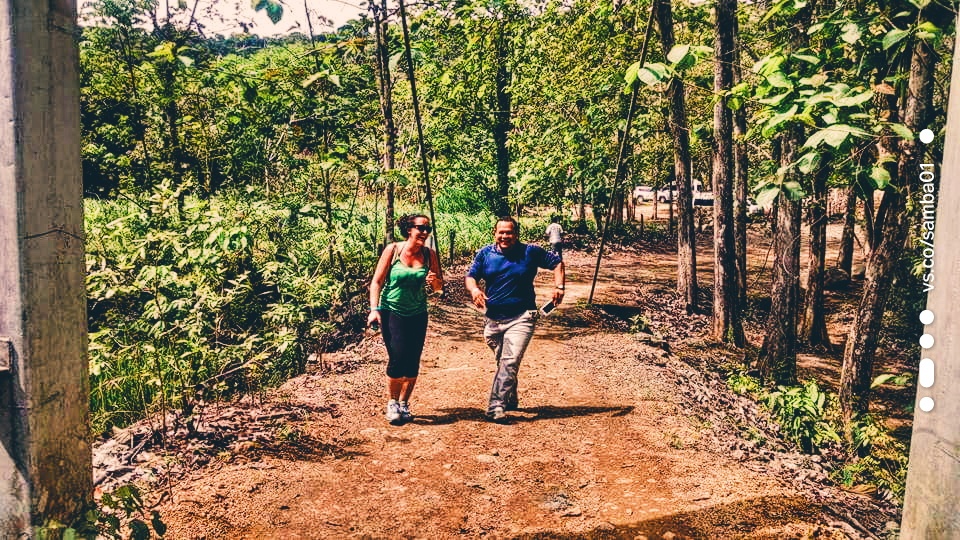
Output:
[919,129,935,144]
[919,396,935,412]
[919,310,935,325]
[920,334,935,349]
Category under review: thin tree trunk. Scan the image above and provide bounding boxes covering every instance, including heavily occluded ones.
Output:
[372,1,397,243]
[711,0,743,344]
[840,32,936,426]
[837,185,856,275]
[655,0,697,314]
[732,15,749,309]
[801,155,832,348]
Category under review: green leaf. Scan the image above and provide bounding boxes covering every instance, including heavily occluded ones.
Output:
[761,104,799,138]
[756,185,780,209]
[177,55,194,67]
[841,22,862,44]
[889,123,913,139]
[783,180,805,199]
[637,63,671,86]
[804,124,870,149]
[792,53,820,65]
[870,166,891,189]
[882,28,909,50]
[835,89,873,107]
[129,520,150,540]
[666,44,690,64]
[766,71,794,89]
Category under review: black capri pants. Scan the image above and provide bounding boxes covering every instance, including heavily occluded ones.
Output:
[381,309,429,379]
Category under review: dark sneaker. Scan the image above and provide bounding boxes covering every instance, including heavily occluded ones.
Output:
[398,401,413,423]
[386,399,402,424]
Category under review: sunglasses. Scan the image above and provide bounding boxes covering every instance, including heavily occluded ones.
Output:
[413,224,433,234]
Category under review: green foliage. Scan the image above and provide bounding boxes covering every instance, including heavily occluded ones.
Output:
[833,414,910,502]
[39,484,165,540]
[727,370,764,400]
[765,380,841,454]
[85,183,354,433]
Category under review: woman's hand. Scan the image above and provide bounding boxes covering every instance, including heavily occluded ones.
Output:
[426,271,443,294]
[367,310,381,329]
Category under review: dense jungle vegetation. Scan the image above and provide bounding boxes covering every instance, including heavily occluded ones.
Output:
[79,0,954,504]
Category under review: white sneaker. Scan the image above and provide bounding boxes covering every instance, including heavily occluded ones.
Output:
[386,399,402,424]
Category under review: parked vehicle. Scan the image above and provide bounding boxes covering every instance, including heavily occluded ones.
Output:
[633,185,655,202]
[657,180,704,203]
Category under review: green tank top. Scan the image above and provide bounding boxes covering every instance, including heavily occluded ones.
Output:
[379,244,429,316]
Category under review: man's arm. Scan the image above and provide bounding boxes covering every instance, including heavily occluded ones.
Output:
[465,276,487,310]
[551,262,565,304]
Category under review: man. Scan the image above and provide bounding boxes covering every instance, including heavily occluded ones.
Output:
[465,216,565,422]
[544,215,564,260]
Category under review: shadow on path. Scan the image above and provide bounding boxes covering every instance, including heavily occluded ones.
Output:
[509,495,825,540]
[411,405,635,426]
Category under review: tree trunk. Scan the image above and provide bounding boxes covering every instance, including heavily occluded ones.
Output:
[837,185,856,275]
[759,125,803,385]
[711,0,743,344]
[840,32,936,426]
[491,20,512,216]
[655,0,698,314]
[732,15,749,309]
[801,155,832,348]
[372,2,397,243]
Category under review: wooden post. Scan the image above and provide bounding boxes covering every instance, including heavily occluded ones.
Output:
[0,0,91,534]
[448,230,456,265]
[900,14,960,535]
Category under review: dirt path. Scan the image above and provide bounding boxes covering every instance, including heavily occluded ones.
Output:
[143,245,894,539]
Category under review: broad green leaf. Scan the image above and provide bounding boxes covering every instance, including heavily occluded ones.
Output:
[841,22,862,44]
[761,104,799,138]
[766,71,794,89]
[756,185,780,208]
[177,55,194,67]
[804,124,870,148]
[908,0,931,8]
[797,151,820,174]
[637,63,671,86]
[783,180,805,199]
[835,89,873,107]
[871,166,891,189]
[792,53,820,65]
[667,44,690,64]
[882,28,909,50]
[889,123,913,139]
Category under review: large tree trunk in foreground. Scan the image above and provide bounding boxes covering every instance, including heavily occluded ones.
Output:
[655,0,698,314]
[840,33,936,425]
[711,0,743,344]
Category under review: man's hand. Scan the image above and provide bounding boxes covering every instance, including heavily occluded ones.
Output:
[470,288,487,310]
[552,288,565,305]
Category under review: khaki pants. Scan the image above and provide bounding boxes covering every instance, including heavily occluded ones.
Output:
[483,311,537,412]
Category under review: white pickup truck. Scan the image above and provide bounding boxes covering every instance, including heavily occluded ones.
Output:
[656,181,711,205]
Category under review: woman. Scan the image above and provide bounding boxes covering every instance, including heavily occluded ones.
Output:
[367,214,443,424]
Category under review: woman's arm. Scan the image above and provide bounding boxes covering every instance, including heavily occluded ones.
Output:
[367,244,395,324]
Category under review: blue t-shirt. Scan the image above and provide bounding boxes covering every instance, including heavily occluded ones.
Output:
[467,243,561,320]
